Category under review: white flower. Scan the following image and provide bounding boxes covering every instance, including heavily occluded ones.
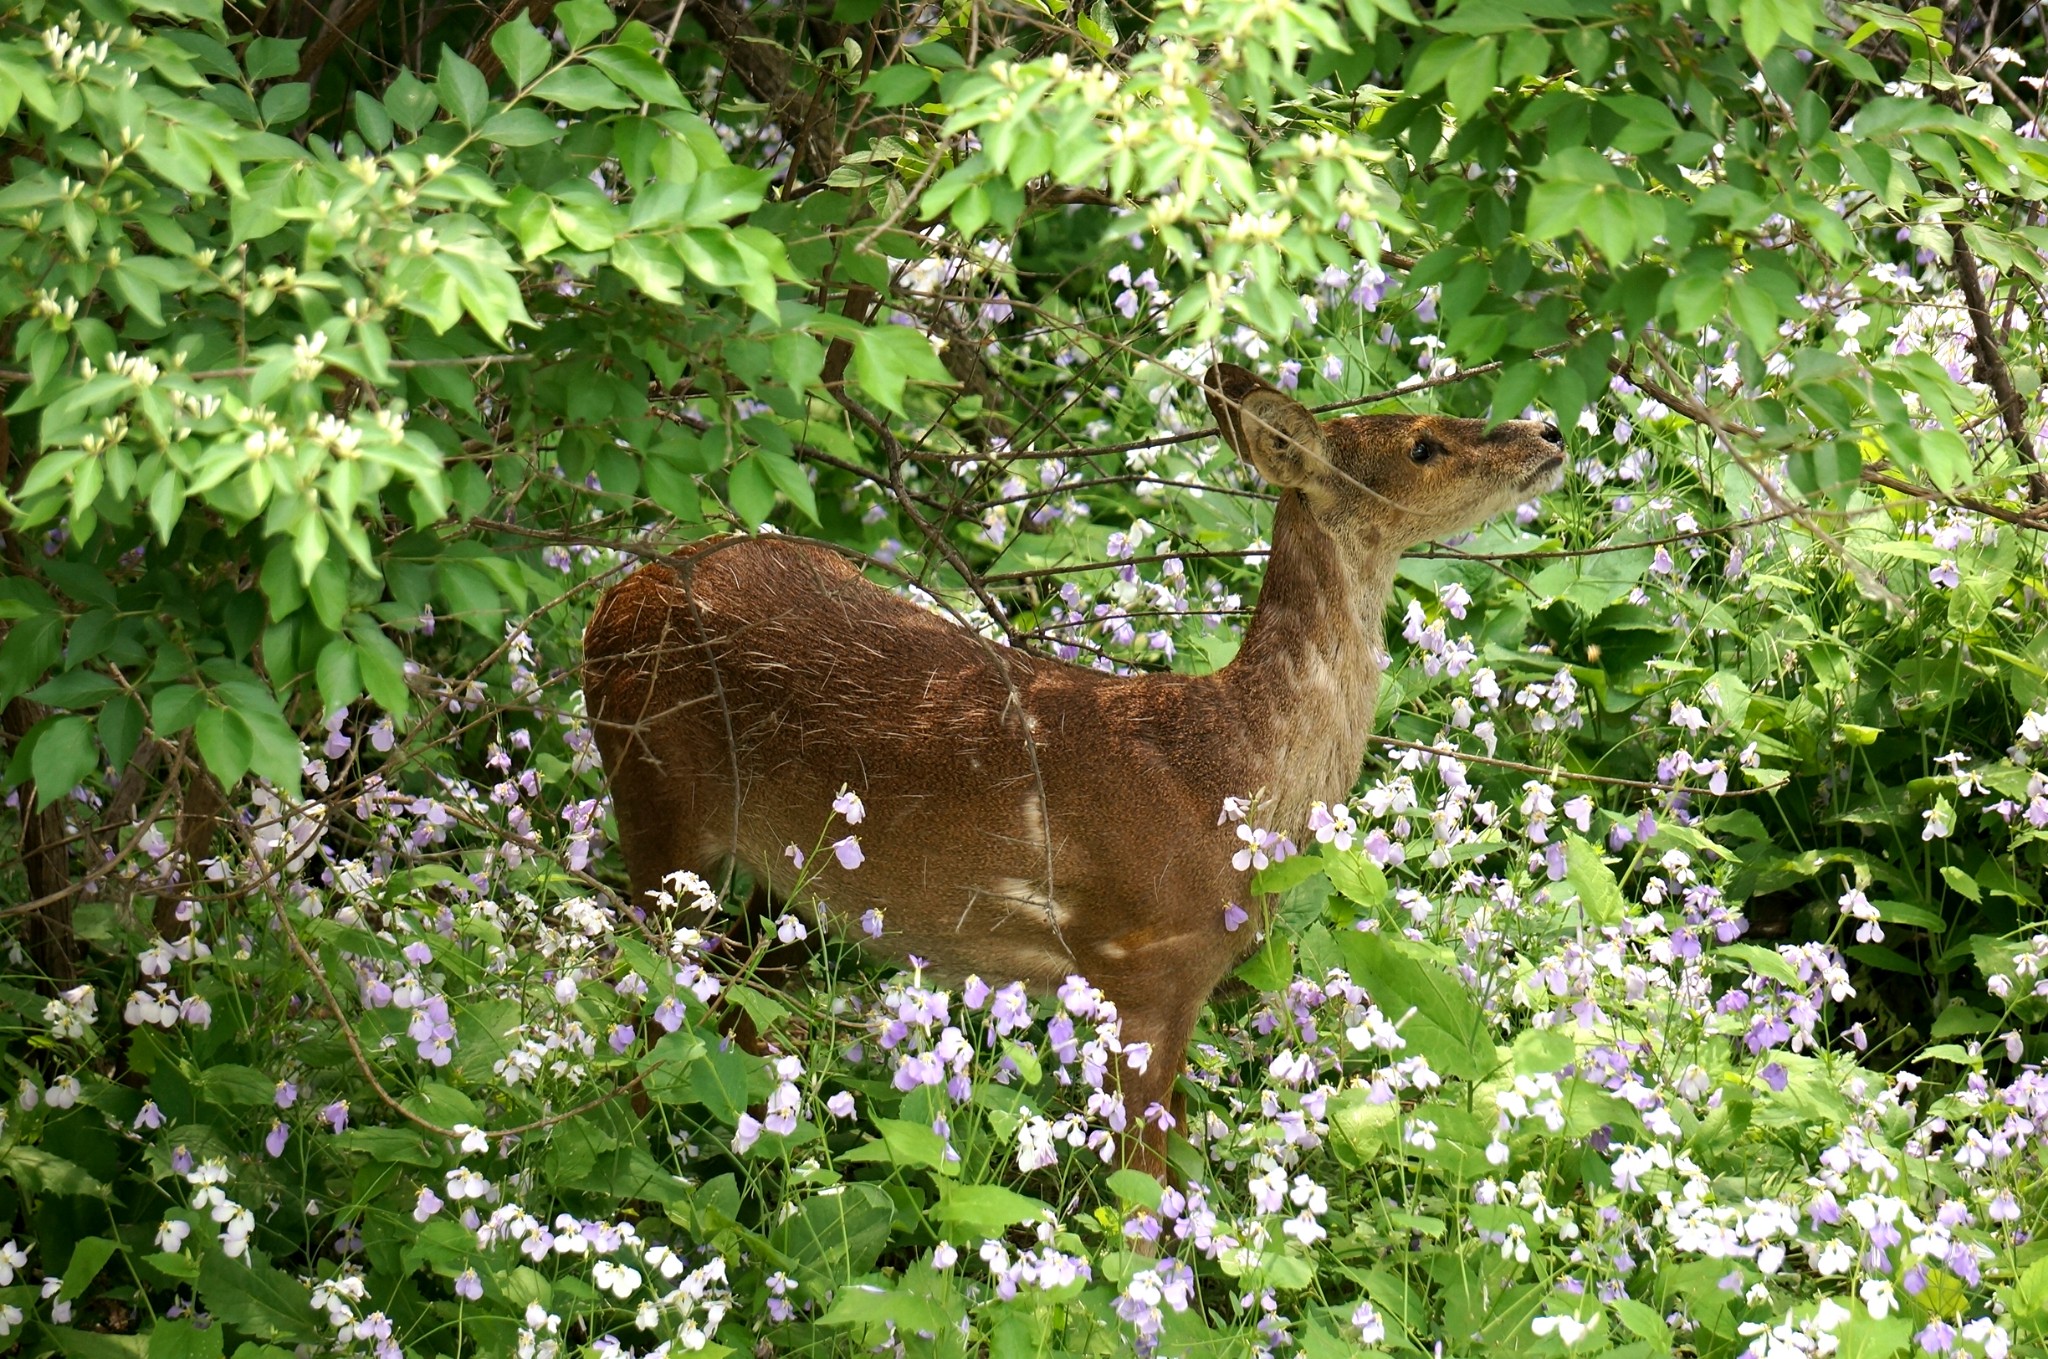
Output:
[1532,1313,1594,1345]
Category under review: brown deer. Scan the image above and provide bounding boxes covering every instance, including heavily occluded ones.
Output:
[584,362,1564,1173]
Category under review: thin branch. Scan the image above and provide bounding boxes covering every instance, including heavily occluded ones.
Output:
[1948,222,2048,502]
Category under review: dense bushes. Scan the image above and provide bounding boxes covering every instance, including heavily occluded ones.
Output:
[2,0,2046,1353]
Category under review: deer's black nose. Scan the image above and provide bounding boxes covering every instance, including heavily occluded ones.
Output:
[1540,423,1563,445]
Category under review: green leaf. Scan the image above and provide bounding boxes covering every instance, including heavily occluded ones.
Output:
[0,610,63,708]
[352,91,394,147]
[818,1282,953,1336]
[1717,942,1802,988]
[775,1183,894,1291]
[195,1251,320,1342]
[726,453,777,527]
[1235,930,1294,992]
[1,1145,110,1197]
[852,325,953,415]
[59,1236,120,1301]
[585,45,684,107]
[42,1332,145,1359]
[491,18,552,87]
[350,624,411,720]
[32,714,98,809]
[437,46,491,128]
[146,1319,225,1359]
[934,1183,1052,1237]
[244,35,303,80]
[688,1040,754,1124]
[1740,0,1783,63]
[556,0,616,47]
[384,70,438,132]
[531,65,634,110]
[1325,852,1386,908]
[99,695,143,772]
[860,65,933,107]
[753,449,819,523]
[681,165,771,226]
[1563,836,1625,925]
[1337,931,1495,1081]
[193,707,253,786]
[1940,865,1981,903]
[316,639,362,717]
[1106,1168,1164,1210]
[243,710,305,794]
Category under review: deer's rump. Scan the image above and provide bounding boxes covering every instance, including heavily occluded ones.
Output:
[583,536,1243,984]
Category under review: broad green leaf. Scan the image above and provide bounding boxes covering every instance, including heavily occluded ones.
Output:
[491,17,552,87]
[59,1237,120,1301]
[935,1183,1052,1236]
[531,66,634,111]
[585,45,684,107]
[1563,836,1625,925]
[860,65,933,107]
[852,325,954,416]
[1338,931,1495,1081]
[31,713,98,809]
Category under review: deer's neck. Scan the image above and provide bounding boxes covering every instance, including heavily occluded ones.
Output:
[1221,490,1395,832]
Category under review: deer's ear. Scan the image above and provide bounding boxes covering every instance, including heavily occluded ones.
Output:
[1207,366,1324,488]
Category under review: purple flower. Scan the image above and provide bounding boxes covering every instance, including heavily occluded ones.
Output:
[1759,1062,1788,1092]
[414,1186,444,1222]
[265,1121,289,1157]
[1223,903,1249,933]
[171,1145,193,1174]
[962,976,991,1009]
[1916,1319,1955,1353]
[832,789,865,825]
[1929,560,1960,589]
[609,1024,635,1054]
[274,1080,299,1109]
[826,1091,856,1119]
[652,996,685,1032]
[134,1101,164,1130]
[454,1268,483,1301]
[861,908,885,939]
[832,836,864,871]
[322,1101,350,1134]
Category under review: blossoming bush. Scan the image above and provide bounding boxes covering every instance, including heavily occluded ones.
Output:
[5,0,2048,1354]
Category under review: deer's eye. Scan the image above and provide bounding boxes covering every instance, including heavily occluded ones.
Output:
[1410,438,1436,465]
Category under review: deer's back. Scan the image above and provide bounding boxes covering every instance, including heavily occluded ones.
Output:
[583,535,1257,986]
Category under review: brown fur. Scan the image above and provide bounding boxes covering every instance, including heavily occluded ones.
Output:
[583,363,1564,1174]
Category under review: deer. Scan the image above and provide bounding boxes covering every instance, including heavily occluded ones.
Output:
[583,361,1565,1175]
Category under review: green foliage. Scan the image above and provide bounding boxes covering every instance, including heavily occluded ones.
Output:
[3,0,2048,1354]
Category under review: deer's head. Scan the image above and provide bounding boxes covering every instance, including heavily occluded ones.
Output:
[1204,362,1565,549]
